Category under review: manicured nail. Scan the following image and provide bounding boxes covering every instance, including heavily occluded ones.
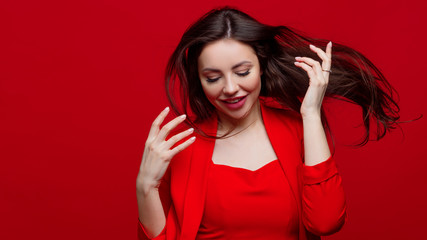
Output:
[164,106,169,111]
[180,114,186,119]
[190,136,196,141]
[188,128,194,133]
[328,41,332,47]
[295,56,302,60]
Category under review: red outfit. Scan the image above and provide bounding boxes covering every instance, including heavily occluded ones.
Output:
[138,98,347,240]
[196,159,299,239]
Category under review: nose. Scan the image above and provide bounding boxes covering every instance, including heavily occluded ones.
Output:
[223,76,239,96]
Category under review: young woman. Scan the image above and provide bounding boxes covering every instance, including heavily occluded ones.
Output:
[136,7,399,240]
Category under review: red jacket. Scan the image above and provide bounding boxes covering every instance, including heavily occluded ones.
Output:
[138,98,347,239]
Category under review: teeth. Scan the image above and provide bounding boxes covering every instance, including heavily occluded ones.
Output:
[227,99,240,103]
[223,97,245,104]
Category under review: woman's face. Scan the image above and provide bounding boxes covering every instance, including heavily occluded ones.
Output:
[198,39,262,122]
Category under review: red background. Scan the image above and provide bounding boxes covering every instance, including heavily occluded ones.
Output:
[1,0,426,239]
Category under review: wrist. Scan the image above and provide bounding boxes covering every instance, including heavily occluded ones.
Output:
[136,175,159,196]
[301,113,322,122]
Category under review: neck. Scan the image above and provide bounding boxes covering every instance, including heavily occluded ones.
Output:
[216,99,262,136]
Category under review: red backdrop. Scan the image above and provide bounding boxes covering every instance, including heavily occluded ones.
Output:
[1,0,426,239]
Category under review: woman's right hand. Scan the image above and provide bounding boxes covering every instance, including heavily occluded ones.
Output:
[137,107,196,194]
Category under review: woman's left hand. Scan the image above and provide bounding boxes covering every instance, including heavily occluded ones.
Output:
[294,42,332,119]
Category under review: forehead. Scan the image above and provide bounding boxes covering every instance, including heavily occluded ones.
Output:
[198,39,258,70]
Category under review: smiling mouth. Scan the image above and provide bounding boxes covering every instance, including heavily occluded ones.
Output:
[221,96,246,104]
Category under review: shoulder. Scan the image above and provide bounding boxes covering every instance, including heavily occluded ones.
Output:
[260,97,303,133]
[168,115,215,166]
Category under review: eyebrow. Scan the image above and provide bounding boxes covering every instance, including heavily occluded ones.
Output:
[201,60,252,72]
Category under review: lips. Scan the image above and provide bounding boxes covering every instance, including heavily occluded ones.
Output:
[220,96,247,109]
[221,96,245,103]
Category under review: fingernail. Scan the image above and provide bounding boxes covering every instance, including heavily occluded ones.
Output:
[295,56,301,60]
[164,106,170,111]
[180,114,186,119]
[309,44,315,48]
[294,62,299,65]
[328,41,332,46]
[190,136,196,141]
[188,128,194,133]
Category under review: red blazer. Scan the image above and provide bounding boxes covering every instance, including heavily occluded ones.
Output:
[138,98,347,240]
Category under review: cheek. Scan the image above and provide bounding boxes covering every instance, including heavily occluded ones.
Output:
[246,75,262,93]
[201,83,221,101]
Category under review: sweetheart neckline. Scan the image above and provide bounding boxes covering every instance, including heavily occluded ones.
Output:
[211,159,279,172]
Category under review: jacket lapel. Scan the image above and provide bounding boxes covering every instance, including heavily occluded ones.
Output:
[179,116,217,240]
[260,102,306,238]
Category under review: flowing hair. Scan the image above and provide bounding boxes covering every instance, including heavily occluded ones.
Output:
[165,6,401,146]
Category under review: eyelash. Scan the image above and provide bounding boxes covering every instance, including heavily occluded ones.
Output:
[206,77,220,83]
[237,70,250,77]
[206,70,251,83]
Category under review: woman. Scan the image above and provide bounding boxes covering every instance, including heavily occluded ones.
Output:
[136,7,399,240]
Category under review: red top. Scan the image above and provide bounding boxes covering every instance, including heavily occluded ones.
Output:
[196,159,299,239]
[138,100,347,240]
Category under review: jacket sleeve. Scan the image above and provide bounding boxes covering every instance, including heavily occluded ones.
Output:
[137,166,172,240]
[138,219,166,240]
[301,155,347,236]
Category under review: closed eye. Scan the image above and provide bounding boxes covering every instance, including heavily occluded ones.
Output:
[237,70,250,76]
[206,77,220,83]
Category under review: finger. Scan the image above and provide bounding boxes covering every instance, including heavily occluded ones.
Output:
[147,107,170,142]
[295,57,323,77]
[164,128,194,149]
[295,57,322,69]
[325,41,332,59]
[169,136,196,157]
[294,61,316,80]
[310,44,328,61]
[309,44,331,75]
[156,114,187,143]
[309,44,329,63]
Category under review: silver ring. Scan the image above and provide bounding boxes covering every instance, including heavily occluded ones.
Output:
[322,69,332,73]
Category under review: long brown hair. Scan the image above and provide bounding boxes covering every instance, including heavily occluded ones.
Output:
[165,6,400,146]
